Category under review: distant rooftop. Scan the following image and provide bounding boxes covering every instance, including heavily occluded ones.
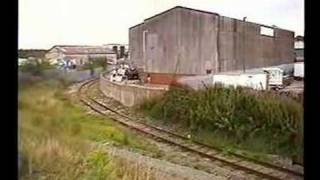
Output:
[50,45,115,54]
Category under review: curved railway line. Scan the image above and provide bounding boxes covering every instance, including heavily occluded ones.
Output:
[77,78,303,180]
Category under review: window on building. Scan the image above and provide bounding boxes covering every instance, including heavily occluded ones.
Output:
[260,26,274,37]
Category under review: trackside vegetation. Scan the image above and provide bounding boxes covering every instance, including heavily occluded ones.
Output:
[138,86,303,161]
[18,79,161,179]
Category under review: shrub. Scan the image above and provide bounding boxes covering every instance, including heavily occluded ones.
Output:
[81,57,108,71]
[19,59,55,75]
[139,86,303,157]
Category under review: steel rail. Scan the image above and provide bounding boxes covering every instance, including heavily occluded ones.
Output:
[77,79,303,180]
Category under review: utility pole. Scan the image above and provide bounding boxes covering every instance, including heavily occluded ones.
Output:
[242,17,247,73]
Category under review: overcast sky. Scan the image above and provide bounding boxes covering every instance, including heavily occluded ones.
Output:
[19,0,304,49]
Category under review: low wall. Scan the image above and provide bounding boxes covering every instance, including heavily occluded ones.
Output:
[100,74,168,107]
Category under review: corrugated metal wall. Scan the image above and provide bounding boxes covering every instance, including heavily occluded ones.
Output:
[129,24,145,69]
[129,7,295,82]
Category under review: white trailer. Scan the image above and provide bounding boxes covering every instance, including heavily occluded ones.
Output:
[212,68,284,90]
[213,73,268,90]
[178,67,286,91]
[294,62,304,79]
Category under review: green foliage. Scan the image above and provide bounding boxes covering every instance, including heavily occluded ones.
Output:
[19,59,55,75]
[93,57,108,71]
[81,57,108,71]
[85,150,114,179]
[18,49,47,59]
[139,86,303,158]
[19,61,41,75]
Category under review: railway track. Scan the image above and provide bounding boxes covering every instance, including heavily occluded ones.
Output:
[77,78,303,180]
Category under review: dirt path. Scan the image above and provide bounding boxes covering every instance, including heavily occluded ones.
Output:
[99,145,228,180]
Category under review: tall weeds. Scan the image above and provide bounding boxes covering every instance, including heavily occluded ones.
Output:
[139,86,303,157]
[19,80,161,179]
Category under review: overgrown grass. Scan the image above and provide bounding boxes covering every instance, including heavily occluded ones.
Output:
[19,79,160,179]
[138,86,303,160]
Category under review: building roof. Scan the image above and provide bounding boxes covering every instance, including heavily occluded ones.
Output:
[144,6,219,21]
[129,6,293,32]
[49,45,115,55]
[130,6,219,29]
[129,22,144,29]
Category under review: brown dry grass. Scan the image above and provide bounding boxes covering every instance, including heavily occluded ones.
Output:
[19,80,162,179]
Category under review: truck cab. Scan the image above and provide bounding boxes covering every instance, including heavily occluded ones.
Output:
[263,67,284,90]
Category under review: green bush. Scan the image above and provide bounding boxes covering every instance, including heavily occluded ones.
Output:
[81,57,108,71]
[19,59,55,75]
[139,86,303,157]
[94,57,108,71]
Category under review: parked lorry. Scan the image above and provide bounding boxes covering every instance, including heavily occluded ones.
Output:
[294,62,304,79]
[212,68,284,90]
[263,67,284,89]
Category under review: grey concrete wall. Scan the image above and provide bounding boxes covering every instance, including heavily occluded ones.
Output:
[177,8,219,74]
[129,24,145,69]
[100,75,167,107]
[143,10,179,73]
[130,8,219,75]
[219,63,294,75]
[218,16,295,72]
[129,7,295,77]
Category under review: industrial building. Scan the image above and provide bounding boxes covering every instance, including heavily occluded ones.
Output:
[129,6,295,84]
[45,45,117,66]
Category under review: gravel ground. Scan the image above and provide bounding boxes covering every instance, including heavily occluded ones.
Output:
[102,145,228,180]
